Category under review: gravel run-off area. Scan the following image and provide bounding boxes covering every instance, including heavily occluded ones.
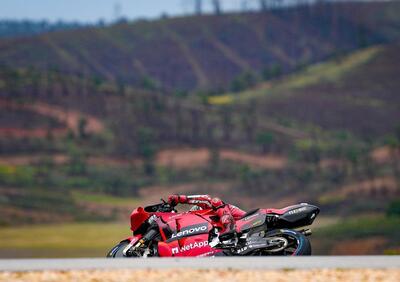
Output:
[0,269,399,282]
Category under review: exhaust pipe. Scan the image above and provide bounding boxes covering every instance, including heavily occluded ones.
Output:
[301,229,312,236]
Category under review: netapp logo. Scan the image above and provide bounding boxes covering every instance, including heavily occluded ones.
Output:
[167,223,208,242]
[172,241,209,254]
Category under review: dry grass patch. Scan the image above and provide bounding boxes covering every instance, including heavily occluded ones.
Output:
[0,269,399,282]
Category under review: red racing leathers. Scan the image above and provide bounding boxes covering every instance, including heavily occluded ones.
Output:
[167,194,246,235]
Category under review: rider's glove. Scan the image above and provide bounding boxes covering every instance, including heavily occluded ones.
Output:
[168,195,180,206]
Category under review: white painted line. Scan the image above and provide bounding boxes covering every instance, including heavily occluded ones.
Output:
[0,256,399,271]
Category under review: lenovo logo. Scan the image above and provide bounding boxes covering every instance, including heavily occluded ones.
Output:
[167,223,209,242]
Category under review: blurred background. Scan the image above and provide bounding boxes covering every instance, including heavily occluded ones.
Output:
[0,0,399,257]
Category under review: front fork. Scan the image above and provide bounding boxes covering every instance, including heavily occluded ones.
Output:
[123,228,159,257]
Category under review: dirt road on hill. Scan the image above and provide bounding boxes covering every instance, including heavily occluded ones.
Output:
[0,99,104,137]
[0,148,288,171]
[157,148,287,170]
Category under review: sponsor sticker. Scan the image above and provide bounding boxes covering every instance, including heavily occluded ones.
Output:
[172,241,209,254]
[287,207,307,215]
[236,246,248,253]
[167,223,209,242]
[242,213,259,221]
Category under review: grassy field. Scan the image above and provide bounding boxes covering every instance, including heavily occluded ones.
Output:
[314,215,400,239]
[312,215,400,255]
[0,222,130,258]
[71,191,141,207]
[0,215,399,257]
[0,215,382,258]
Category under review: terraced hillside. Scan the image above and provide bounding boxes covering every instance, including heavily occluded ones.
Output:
[0,2,399,255]
[221,44,400,139]
[257,45,400,139]
[1,44,399,229]
[0,1,400,92]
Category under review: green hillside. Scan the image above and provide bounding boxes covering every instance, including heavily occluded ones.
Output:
[1,44,399,228]
[0,1,400,93]
[218,44,400,139]
[0,2,399,255]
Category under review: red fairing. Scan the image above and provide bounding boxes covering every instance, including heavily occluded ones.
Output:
[111,195,319,258]
[142,211,213,257]
[154,213,220,257]
[158,234,216,257]
[157,242,173,257]
[130,207,150,232]
[261,205,303,215]
[263,208,287,215]
[172,235,217,257]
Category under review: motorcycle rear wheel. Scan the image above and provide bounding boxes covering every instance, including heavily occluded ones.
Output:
[264,229,311,256]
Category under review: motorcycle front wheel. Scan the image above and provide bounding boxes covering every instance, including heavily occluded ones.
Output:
[106,241,130,258]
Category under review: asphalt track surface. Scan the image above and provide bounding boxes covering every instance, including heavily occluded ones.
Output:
[0,256,399,271]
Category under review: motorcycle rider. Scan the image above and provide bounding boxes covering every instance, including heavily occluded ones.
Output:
[167,194,246,242]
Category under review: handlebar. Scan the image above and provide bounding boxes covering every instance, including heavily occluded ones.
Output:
[159,198,177,212]
[144,200,177,213]
[159,202,176,212]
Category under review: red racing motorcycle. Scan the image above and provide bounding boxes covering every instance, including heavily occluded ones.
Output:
[107,200,319,257]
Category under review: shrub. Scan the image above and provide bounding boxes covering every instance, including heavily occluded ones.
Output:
[387,200,400,217]
[256,132,275,153]
[262,64,282,80]
[230,71,258,92]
